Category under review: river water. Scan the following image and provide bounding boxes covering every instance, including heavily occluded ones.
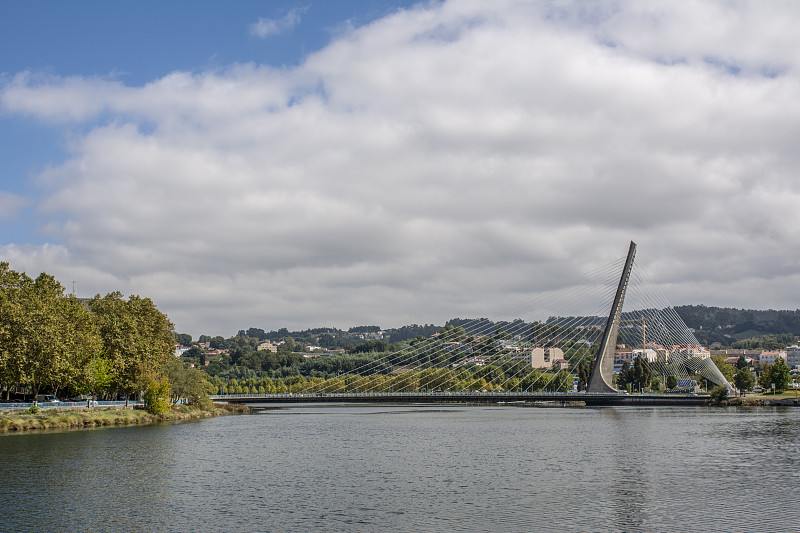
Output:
[2,404,799,532]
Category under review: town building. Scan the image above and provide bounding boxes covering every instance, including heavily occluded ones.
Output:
[257,341,278,353]
[786,346,800,369]
[759,350,787,365]
[512,347,564,369]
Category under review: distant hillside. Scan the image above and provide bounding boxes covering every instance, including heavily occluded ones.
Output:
[674,305,800,346]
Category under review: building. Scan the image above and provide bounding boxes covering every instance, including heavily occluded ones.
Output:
[614,350,633,363]
[786,346,800,369]
[670,345,711,361]
[513,347,564,369]
[759,350,787,365]
[453,356,485,368]
[631,348,658,362]
[552,358,570,371]
[257,341,278,353]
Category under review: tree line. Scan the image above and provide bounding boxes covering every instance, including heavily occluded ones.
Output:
[0,263,208,411]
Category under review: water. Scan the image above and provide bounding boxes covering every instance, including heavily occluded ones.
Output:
[2,404,799,532]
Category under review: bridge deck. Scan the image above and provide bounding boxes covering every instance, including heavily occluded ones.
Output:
[212,392,709,406]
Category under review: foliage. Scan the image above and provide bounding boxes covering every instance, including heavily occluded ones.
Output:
[165,358,215,408]
[88,292,175,398]
[759,364,774,390]
[0,263,175,402]
[709,385,729,404]
[617,355,652,392]
[666,375,679,390]
[27,404,39,414]
[731,334,796,350]
[711,355,735,383]
[144,379,172,415]
[0,263,101,399]
[675,305,800,346]
[769,358,791,392]
[733,367,755,392]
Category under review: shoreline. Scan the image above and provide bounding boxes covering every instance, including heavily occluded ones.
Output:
[0,402,250,434]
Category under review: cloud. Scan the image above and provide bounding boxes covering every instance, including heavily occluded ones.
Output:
[0,191,28,221]
[3,0,800,336]
[250,7,308,38]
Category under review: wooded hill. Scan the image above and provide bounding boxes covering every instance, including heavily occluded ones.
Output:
[674,305,800,347]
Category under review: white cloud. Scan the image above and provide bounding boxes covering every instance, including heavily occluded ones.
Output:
[0,191,28,221]
[250,7,308,38]
[3,0,800,337]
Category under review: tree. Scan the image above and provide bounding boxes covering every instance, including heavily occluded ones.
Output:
[165,357,215,408]
[144,378,172,414]
[278,337,296,353]
[210,336,229,350]
[770,358,791,392]
[733,367,755,393]
[89,292,175,399]
[631,355,652,391]
[6,273,100,398]
[712,355,735,383]
[736,355,748,370]
[174,333,192,346]
[709,385,729,404]
[576,358,592,391]
[759,364,773,390]
[666,375,679,390]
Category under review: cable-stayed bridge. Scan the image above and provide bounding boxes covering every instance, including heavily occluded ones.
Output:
[214,242,729,406]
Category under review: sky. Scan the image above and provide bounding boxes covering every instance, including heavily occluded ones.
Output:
[2,0,800,338]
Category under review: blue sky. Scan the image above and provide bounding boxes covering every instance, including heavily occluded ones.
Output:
[2,1,800,337]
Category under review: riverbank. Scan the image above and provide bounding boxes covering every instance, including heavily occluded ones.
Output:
[725,395,800,407]
[0,402,249,433]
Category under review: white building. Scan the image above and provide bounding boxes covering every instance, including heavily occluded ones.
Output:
[631,348,658,362]
[257,341,278,353]
[759,350,787,365]
[514,347,564,369]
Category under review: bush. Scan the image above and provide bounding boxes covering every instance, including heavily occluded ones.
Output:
[144,379,172,415]
[28,404,39,414]
[709,385,729,405]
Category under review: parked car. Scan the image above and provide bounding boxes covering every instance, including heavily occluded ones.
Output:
[36,394,60,403]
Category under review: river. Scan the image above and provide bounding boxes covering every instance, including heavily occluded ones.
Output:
[2,404,799,532]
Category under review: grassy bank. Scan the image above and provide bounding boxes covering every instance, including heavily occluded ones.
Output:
[0,402,249,433]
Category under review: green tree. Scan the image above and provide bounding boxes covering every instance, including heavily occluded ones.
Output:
[711,355,735,383]
[9,273,100,398]
[733,367,755,393]
[759,364,773,390]
[770,358,791,392]
[709,385,729,404]
[89,292,175,399]
[631,355,652,392]
[165,358,215,408]
[278,337,296,353]
[666,375,679,390]
[576,358,592,391]
[144,378,172,414]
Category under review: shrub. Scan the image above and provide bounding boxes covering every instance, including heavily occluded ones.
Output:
[144,379,172,415]
[709,385,729,405]
[28,404,39,414]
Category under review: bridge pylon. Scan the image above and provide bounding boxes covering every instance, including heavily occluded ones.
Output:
[588,241,637,393]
